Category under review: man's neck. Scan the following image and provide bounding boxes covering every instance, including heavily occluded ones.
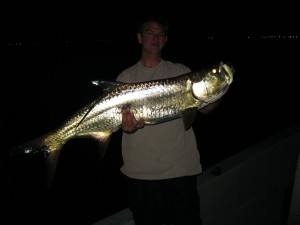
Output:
[140,54,162,68]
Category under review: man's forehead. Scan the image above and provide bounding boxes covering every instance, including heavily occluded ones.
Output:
[144,22,164,31]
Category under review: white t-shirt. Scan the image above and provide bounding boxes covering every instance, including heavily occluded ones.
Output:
[116,59,202,180]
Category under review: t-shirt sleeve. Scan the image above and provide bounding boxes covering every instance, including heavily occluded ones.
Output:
[116,70,128,82]
[176,63,192,74]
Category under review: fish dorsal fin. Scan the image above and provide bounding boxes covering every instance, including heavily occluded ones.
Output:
[91,80,122,92]
[180,107,198,130]
[76,81,123,129]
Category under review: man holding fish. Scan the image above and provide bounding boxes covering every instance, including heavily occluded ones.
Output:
[117,16,232,225]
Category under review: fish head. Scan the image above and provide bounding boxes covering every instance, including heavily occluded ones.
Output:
[190,61,234,103]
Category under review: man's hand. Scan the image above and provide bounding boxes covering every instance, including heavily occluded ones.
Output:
[122,108,145,133]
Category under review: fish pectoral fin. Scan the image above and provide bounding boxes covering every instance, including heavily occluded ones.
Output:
[90,132,112,159]
[180,107,198,130]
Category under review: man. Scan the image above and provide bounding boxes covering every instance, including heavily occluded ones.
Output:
[116,16,217,225]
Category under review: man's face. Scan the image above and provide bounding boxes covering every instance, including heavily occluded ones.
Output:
[137,21,168,54]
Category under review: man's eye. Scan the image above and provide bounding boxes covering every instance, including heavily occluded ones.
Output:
[145,31,153,35]
[143,30,166,38]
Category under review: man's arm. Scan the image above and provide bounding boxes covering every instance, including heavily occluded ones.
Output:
[121,99,222,133]
[199,99,222,114]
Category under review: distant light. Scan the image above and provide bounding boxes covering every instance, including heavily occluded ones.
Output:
[8,42,22,46]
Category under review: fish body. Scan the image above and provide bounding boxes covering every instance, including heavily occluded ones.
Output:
[10,61,234,188]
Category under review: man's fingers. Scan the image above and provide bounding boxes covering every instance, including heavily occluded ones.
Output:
[121,108,143,133]
[136,119,145,128]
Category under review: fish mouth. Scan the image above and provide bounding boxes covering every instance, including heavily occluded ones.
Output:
[226,62,235,75]
[221,62,234,84]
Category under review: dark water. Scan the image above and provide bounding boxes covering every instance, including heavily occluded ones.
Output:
[2,37,300,224]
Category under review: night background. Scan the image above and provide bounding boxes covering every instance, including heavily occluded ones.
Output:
[2,2,300,225]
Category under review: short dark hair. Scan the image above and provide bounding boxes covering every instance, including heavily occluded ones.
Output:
[138,16,169,35]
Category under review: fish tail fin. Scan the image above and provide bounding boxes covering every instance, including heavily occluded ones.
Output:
[44,132,112,191]
[9,135,66,191]
[8,131,111,191]
[8,136,52,158]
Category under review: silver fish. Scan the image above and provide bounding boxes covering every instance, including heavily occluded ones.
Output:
[10,61,234,188]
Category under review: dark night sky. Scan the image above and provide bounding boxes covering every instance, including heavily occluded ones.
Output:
[4,1,299,43]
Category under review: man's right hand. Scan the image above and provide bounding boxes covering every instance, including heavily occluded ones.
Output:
[122,108,145,133]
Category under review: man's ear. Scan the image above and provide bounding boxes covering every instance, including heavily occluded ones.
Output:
[164,36,168,45]
[137,32,142,44]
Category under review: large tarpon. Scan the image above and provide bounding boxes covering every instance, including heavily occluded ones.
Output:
[9,61,234,188]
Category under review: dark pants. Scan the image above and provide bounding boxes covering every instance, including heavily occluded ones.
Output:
[125,175,202,225]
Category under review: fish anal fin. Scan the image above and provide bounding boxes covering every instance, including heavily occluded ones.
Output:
[90,132,112,159]
[180,107,198,130]
[44,132,111,191]
[45,149,62,191]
